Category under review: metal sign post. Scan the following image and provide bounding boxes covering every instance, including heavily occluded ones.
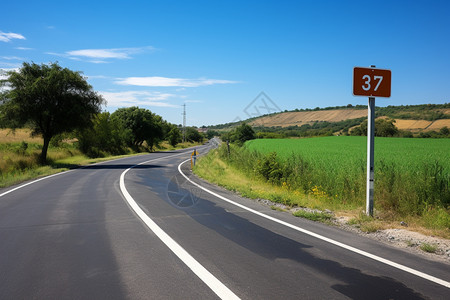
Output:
[353,65,391,217]
[366,96,375,216]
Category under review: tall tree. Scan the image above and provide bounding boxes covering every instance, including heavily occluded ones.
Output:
[0,62,104,163]
[233,122,255,145]
[111,106,163,151]
[167,126,181,147]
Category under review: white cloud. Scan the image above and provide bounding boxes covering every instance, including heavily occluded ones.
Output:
[68,49,131,59]
[0,31,25,42]
[85,75,111,80]
[0,56,24,60]
[15,47,33,50]
[47,46,155,63]
[100,90,180,108]
[115,76,238,87]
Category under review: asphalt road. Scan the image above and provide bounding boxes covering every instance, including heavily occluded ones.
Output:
[0,141,449,299]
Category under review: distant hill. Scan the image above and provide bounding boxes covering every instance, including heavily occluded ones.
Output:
[209,103,450,134]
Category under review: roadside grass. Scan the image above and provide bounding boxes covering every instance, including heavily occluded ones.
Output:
[293,210,333,223]
[0,148,147,188]
[420,243,438,253]
[193,144,450,239]
[193,150,348,211]
[156,141,204,151]
[271,206,287,212]
[0,128,43,143]
[346,213,386,233]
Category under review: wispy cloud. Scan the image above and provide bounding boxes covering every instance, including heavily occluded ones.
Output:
[100,90,180,108]
[85,75,111,80]
[0,31,25,42]
[115,76,239,87]
[48,46,155,63]
[1,56,24,60]
[15,47,33,50]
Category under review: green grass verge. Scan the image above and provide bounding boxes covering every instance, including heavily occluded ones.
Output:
[194,143,450,239]
[292,210,332,222]
[420,243,438,253]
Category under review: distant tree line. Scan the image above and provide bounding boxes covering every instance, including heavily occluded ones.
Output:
[375,104,450,121]
[217,118,449,141]
[77,107,207,157]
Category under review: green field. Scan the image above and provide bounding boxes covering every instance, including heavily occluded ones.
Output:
[246,136,450,171]
[243,137,449,223]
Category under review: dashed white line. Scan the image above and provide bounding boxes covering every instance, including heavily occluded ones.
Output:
[178,159,450,289]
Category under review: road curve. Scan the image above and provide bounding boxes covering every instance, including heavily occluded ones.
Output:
[0,141,449,299]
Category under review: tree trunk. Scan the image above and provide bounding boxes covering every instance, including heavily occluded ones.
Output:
[40,136,50,165]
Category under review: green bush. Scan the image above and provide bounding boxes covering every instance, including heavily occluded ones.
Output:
[254,152,283,184]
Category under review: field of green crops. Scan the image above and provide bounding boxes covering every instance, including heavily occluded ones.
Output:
[246,136,450,171]
[243,136,449,220]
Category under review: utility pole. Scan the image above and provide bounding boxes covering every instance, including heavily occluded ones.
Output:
[182,103,186,143]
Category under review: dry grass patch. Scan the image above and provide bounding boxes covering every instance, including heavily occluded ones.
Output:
[0,128,43,143]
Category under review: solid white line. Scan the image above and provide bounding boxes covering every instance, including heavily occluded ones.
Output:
[0,153,148,198]
[178,159,450,289]
[0,170,74,198]
[119,153,240,300]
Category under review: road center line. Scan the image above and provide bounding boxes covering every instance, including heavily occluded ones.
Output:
[178,159,450,289]
[119,152,240,300]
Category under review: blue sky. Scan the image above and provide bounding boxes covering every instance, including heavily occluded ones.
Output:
[1,0,449,126]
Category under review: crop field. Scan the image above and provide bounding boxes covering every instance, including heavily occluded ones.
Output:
[242,137,449,224]
[245,136,450,171]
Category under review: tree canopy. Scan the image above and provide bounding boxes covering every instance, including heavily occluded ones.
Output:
[0,62,104,163]
[350,118,399,137]
[234,122,256,145]
[111,106,165,150]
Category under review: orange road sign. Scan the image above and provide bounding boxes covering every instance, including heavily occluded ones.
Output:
[353,67,391,98]
[190,150,198,168]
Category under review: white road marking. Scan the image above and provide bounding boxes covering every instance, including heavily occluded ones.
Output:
[178,159,450,289]
[0,153,146,198]
[0,170,74,198]
[120,153,240,300]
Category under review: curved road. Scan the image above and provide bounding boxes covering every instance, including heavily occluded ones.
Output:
[0,141,449,299]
